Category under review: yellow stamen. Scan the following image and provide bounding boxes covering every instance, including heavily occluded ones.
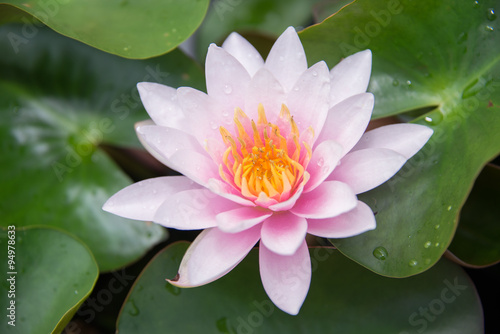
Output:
[219,104,313,200]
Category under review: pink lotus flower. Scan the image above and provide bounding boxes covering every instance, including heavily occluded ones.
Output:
[103,27,432,315]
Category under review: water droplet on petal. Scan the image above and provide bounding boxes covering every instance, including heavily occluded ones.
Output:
[373,247,388,260]
[210,121,218,130]
[223,85,232,94]
[317,158,324,167]
[408,259,418,267]
[424,241,432,248]
[312,70,318,77]
[485,25,494,31]
[293,86,300,91]
[487,8,497,20]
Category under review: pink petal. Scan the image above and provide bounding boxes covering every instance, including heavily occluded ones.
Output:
[261,212,307,256]
[136,125,219,186]
[316,93,374,155]
[286,61,330,135]
[169,225,262,287]
[176,87,226,144]
[352,123,433,159]
[205,44,251,118]
[136,124,205,160]
[102,176,201,221]
[329,49,372,107]
[222,32,264,76]
[290,181,357,219]
[328,148,407,194]
[265,26,307,93]
[304,140,343,193]
[254,192,279,208]
[207,179,257,207]
[216,207,272,233]
[154,188,240,230]
[137,82,187,130]
[307,200,376,238]
[244,68,286,120]
[259,240,310,315]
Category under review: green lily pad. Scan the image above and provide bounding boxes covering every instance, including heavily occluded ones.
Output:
[0,24,206,271]
[195,0,323,61]
[0,226,99,334]
[0,0,209,58]
[448,164,500,267]
[116,242,483,333]
[300,0,500,277]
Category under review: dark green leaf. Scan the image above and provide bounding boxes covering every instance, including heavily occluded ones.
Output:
[448,164,500,267]
[0,226,99,334]
[117,242,483,333]
[0,0,209,58]
[0,24,205,271]
[300,0,500,277]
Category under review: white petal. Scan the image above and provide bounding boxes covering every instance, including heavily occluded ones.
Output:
[102,176,201,221]
[216,207,272,233]
[205,44,250,118]
[316,93,374,155]
[244,68,286,120]
[154,188,240,230]
[290,181,357,219]
[304,140,343,193]
[265,26,308,92]
[137,82,187,130]
[328,148,407,194]
[329,49,372,107]
[286,61,330,136]
[307,200,376,238]
[222,32,265,76]
[352,123,433,159]
[259,240,310,315]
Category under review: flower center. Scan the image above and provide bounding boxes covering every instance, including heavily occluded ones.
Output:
[219,104,311,202]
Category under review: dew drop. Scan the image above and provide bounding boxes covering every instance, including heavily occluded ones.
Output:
[447,205,452,211]
[435,242,440,247]
[406,80,412,88]
[392,79,400,86]
[424,241,432,248]
[487,8,497,20]
[434,224,440,230]
[223,85,232,94]
[424,111,443,125]
[473,0,480,8]
[312,70,318,77]
[485,25,494,31]
[210,121,218,130]
[373,247,388,260]
[408,259,418,267]
[317,157,325,167]
[74,290,78,294]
